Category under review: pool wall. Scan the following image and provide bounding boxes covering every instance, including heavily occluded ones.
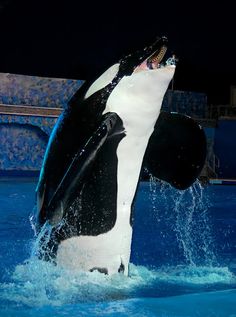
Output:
[0,73,83,175]
[0,123,48,173]
[214,118,236,178]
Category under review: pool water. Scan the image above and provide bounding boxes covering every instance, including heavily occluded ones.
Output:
[0,178,236,316]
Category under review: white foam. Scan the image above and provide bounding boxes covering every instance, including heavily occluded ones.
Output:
[1,260,235,308]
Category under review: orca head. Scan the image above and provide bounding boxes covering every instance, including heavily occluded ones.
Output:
[118,36,175,76]
[104,37,176,130]
[85,36,176,100]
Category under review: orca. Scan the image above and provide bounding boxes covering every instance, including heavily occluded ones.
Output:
[35,36,206,276]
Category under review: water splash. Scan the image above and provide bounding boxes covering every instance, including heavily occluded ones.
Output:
[31,226,48,259]
[149,175,160,219]
[1,178,234,309]
[149,178,217,267]
[0,261,235,308]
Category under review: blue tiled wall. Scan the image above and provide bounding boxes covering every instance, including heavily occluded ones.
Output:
[0,123,48,172]
[0,73,84,108]
[0,114,57,136]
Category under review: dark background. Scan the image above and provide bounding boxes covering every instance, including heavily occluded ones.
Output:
[0,0,235,104]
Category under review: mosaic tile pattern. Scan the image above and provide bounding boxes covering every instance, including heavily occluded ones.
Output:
[0,113,57,135]
[0,123,48,171]
[0,73,84,108]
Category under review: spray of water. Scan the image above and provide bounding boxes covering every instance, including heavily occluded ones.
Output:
[1,260,235,308]
[149,175,160,219]
[149,177,217,267]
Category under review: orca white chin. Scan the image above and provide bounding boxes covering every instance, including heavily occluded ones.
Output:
[105,63,176,131]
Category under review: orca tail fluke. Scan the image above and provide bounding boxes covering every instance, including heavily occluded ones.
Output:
[143,111,207,190]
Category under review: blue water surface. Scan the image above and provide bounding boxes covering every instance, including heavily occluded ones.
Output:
[0,178,236,317]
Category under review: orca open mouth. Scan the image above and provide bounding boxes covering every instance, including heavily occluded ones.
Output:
[119,36,177,75]
[133,36,177,73]
[146,44,168,69]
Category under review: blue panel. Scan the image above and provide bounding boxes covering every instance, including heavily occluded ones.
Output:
[214,119,236,178]
[162,90,207,118]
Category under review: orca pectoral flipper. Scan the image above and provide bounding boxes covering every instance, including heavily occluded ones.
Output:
[46,112,121,225]
[144,111,207,190]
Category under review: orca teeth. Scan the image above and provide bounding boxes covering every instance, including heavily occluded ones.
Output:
[152,46,167,63]
[147,45,167,69]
